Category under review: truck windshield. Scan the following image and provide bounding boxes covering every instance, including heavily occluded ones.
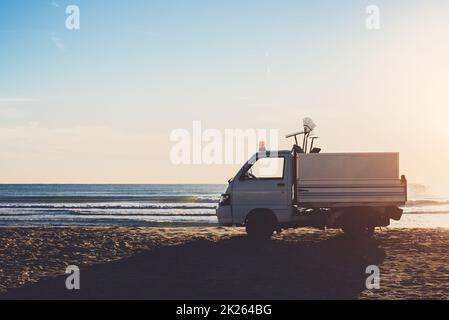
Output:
[242,157,285,180]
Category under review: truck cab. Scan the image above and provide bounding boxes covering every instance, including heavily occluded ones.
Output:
[217,150,294,226]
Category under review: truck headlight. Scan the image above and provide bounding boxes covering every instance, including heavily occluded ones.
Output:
[219,194,231,206]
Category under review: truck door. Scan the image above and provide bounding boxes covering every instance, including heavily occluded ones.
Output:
[232,154,291,223]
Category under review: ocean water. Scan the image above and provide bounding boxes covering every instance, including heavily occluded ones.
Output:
[0,184,448,228]
[0,185,222,227]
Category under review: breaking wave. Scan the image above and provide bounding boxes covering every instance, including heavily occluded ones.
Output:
[0,195,219,204]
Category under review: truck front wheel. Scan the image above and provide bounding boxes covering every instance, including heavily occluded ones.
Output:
[245,211,276,241]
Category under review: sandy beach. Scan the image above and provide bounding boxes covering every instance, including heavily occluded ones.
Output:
[0,227,448,300]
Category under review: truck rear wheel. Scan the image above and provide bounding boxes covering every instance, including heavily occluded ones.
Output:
[245,211,276,241]
[342,225,375,238]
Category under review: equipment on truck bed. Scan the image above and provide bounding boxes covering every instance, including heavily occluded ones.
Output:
[286,117,320,154]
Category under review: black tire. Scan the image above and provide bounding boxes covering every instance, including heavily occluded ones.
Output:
[342,225,375,238]
[245,212,276,241]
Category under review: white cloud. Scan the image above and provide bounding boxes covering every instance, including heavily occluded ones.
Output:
[49,1,61,8]
[0,97,40,103]
[0,107,25,118]
[50,34,65,51]
[0,97,39,118]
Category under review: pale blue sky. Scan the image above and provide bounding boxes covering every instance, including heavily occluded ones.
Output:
[1,0,449,193]
[1,0,368,129]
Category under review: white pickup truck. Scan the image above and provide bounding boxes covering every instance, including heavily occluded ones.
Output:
[217,121,407,240]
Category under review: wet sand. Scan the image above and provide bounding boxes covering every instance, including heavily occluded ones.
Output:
[0,227,448,300]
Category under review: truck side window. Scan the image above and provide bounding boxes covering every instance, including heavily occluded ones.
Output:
[243,157,285,180]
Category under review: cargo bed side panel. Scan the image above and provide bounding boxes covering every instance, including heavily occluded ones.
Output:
[296,153,407,207]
